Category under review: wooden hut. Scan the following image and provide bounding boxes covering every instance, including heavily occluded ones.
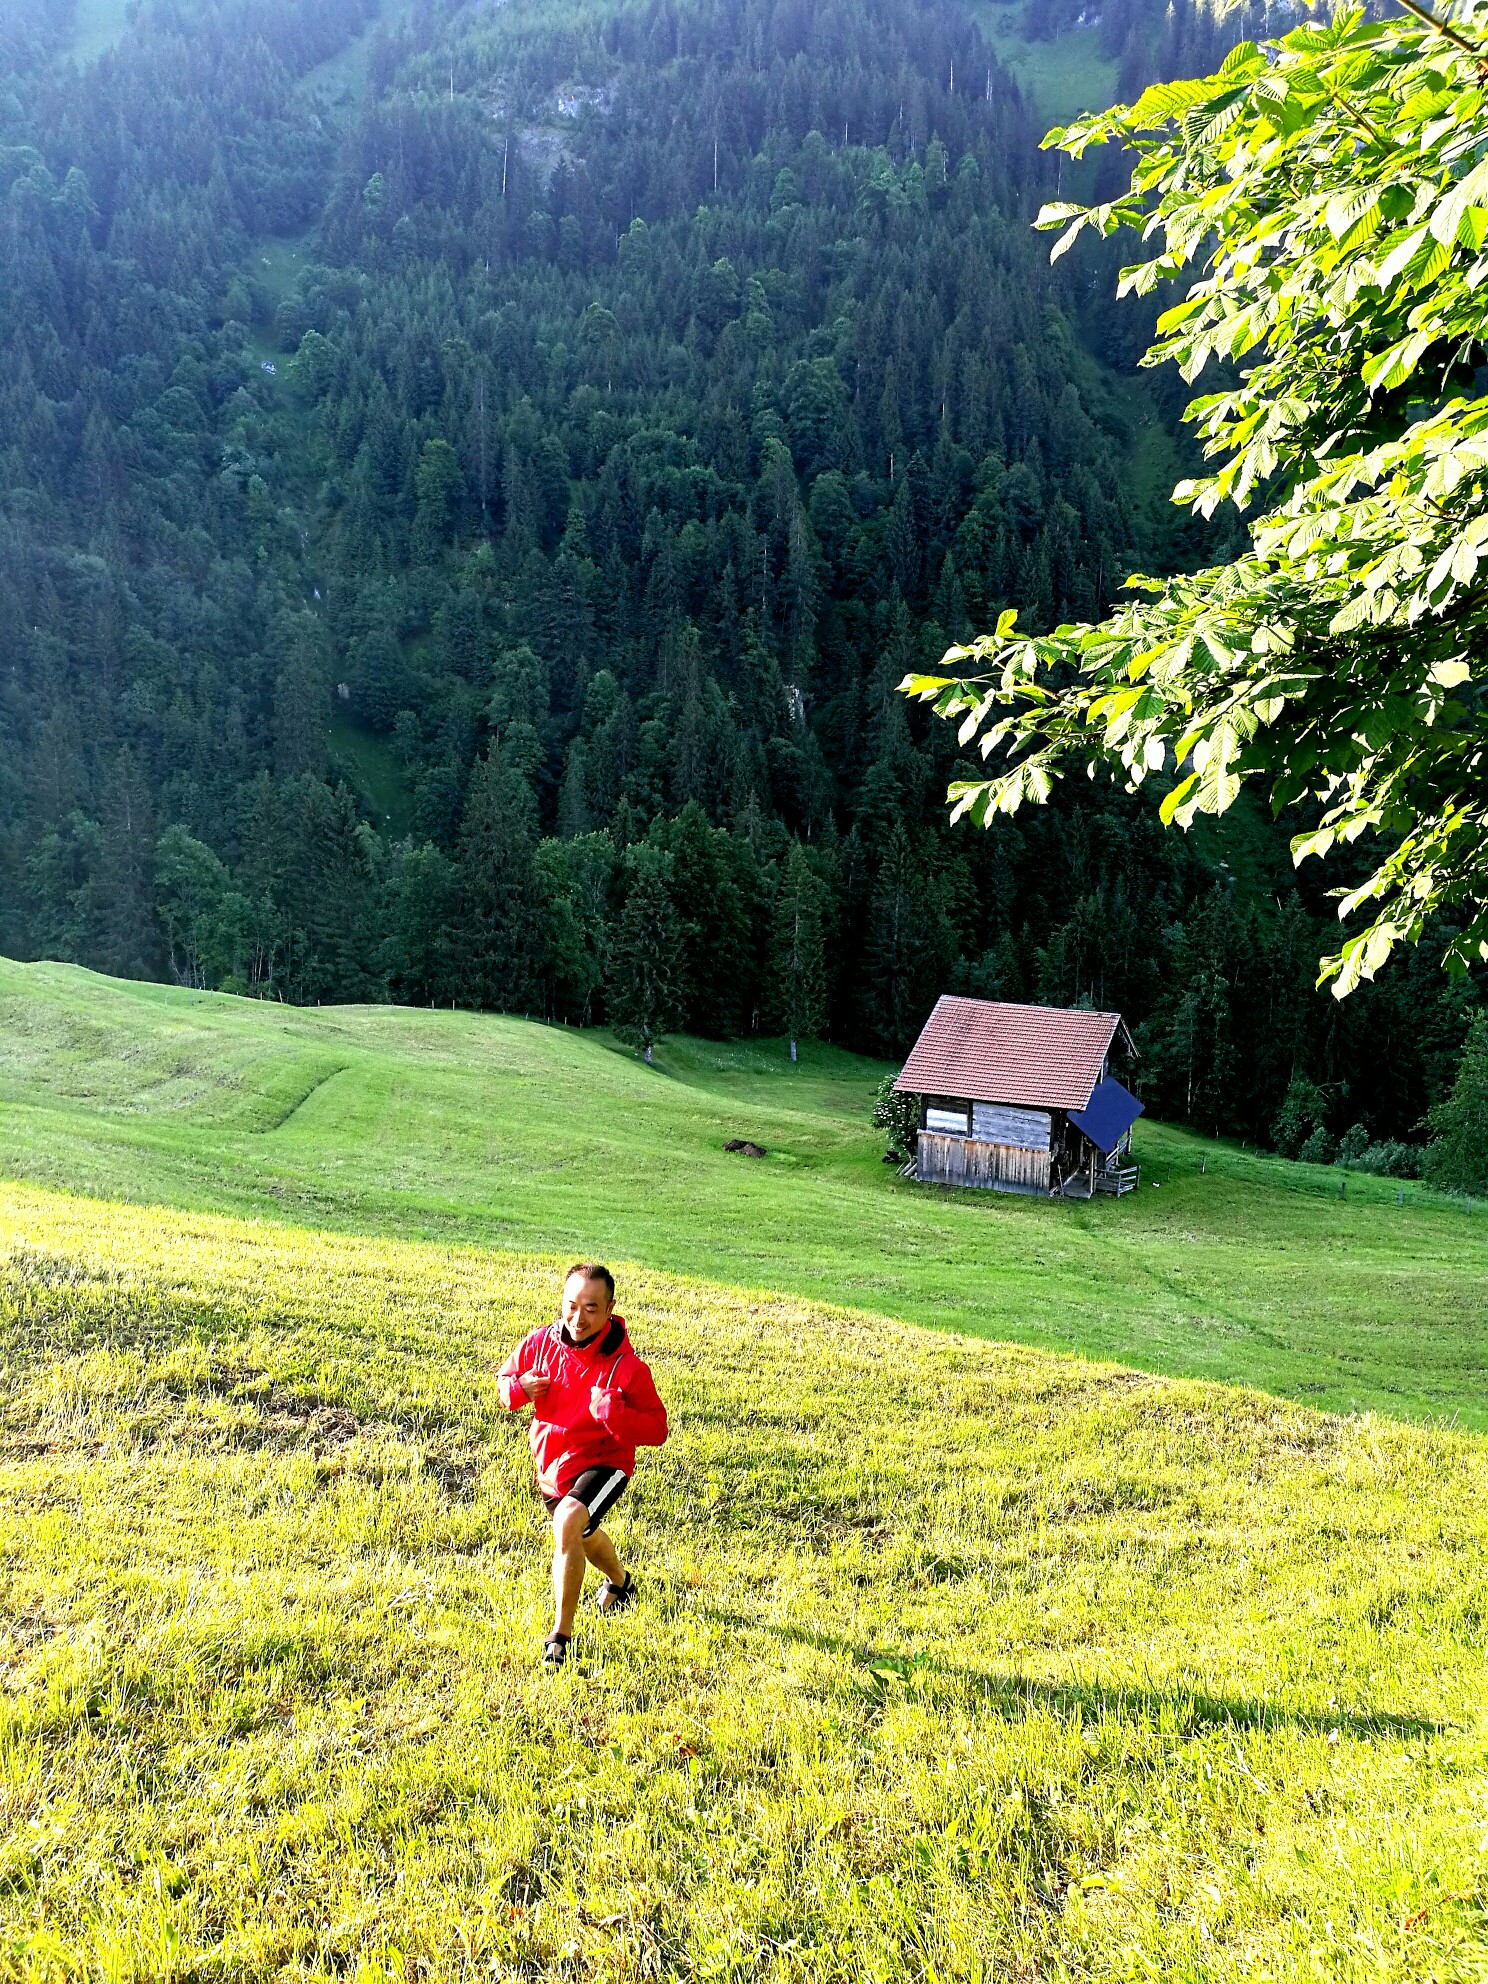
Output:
[894,996,1142,1198]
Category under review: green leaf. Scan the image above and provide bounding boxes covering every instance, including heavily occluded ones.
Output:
[1219,39,1261,77]
[1326,186,1380,243]
[1429,155,1488,247]
[1182,88,1248,148]
[1291,827,1335,865]
[1127,77,1221,125]
[1361,330,1433,395]
[1430,658,1472,688]
[1375,226,1427,290]
[1034,202,1087,228]
[1158,772,1198,825]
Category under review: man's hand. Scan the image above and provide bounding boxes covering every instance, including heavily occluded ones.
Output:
[519,1371,551,1401]
[590,1383,610,1419]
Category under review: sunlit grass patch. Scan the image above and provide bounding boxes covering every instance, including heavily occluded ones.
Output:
[0,1182,1484,1978]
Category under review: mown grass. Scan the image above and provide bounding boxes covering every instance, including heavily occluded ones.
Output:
[1,1180,1485,1980]
[2,959,1486,1429]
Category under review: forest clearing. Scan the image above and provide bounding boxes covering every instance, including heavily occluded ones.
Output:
[1,1178,1485,1978]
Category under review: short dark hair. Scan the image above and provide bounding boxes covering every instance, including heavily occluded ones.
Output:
[565,1261,615,1298]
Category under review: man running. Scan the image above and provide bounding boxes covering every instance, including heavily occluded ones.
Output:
[498,1263,669,1667]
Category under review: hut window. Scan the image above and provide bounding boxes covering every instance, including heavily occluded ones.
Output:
[925,1100,971,1136]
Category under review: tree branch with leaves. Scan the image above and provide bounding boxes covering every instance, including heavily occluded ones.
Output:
[904,1,1488,995]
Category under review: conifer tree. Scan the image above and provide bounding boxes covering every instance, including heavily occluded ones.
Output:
[865,826,952,1056]
[608,858,683,1064]
[272,622,328,780]
[458,746,540,1011]
[1423,1012,1488,1196]
[154,825,232,989]
[769,841,828,1062]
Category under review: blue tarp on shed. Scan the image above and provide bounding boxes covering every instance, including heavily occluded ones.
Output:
[1067,1078,1143,1154]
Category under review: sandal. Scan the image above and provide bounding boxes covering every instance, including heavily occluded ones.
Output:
[542,1632,570,1667]
[596,1572,635,1613]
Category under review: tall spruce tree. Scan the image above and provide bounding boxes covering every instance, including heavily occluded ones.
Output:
[1423,1011,1488,1196]
[608,858,684,1064]
[769,842,828,1062]
[458,747,541,1011]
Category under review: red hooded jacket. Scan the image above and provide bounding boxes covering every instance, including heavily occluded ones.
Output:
[498,1313,668,1498]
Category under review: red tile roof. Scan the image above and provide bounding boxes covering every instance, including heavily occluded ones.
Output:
[893,996,1122,1112]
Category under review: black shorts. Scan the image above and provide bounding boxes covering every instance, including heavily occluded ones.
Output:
[542,1465,629,1535]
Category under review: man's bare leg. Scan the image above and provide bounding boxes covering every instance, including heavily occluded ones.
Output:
[584,1524,627,1604]
[551,1498,590,1639]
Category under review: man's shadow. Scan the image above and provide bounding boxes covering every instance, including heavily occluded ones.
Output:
[701,1605,1444,1743]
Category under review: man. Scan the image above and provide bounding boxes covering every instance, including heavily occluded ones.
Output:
[498,1263,669,1667]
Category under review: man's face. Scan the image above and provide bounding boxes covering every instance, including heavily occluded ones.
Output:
[562,1273,613,1342]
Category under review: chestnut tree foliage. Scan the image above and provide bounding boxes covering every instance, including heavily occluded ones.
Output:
[907,2,1488,996]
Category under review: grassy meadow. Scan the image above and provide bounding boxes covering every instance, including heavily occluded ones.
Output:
[1,959,1486,1428]
[66,0,134,63]
[1,1180,1485,1979]
[969,0,1120,122]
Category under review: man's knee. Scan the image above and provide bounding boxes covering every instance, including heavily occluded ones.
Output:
[552,1496,589,1547]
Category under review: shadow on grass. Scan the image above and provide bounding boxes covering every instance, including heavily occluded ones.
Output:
[704,1606,1447,1743]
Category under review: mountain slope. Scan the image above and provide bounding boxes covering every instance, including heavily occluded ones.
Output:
[4,956,1486,1426]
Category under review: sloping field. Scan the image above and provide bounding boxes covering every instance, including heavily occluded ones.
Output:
[970,0,1120,123]
[0,1181,1484,1979]
[2,959,1486,1427]
[67,0,133,63]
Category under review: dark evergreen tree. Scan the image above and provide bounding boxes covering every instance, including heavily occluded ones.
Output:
[769,842,828,1061]
[155,826,233,989]
[458,747,541,1012]
[1423,1014,1488,1196]
[608,856,684,1064]
[382,842,462,1007]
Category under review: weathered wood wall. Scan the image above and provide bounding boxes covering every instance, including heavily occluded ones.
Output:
[915,1133,1051,1194]
[971,1101,1050,1149]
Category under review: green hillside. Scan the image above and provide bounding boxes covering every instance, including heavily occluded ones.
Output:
[3,958,1485,1428]
[1,1181,1484,1977]
[970,0,1120,122]
[67,0,134,62]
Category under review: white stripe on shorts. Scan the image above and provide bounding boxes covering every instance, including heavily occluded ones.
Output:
[583,1467,628,1530]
